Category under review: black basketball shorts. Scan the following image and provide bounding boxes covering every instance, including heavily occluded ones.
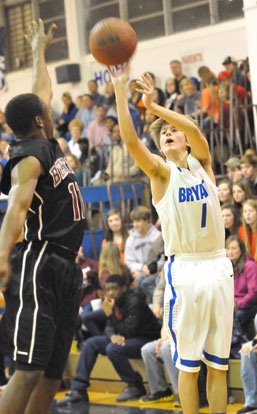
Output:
[0,240,82,379]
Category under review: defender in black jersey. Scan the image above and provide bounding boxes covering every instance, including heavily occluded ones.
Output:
[0,20,85,414]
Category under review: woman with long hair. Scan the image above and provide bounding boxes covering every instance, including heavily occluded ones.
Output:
[238,199,257,262]
[232,179,253,213]
[164,77,178,110]
[98,241,132,288]
[226,235,257,331]
[66,153,83,186]
[102,209,129,262]
[221,203,241,240]
[217,178,233,205]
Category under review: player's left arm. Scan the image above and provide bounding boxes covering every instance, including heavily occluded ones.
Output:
[0,157,44,287]
[136,74,215,184]
[25,19,56,107]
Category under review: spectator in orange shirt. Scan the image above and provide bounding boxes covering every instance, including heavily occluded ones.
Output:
[201,72,220,140]
[238,199,257,262]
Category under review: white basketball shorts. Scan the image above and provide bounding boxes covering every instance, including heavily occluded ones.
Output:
[164,249,234,372]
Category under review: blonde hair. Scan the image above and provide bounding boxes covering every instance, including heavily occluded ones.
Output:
[179,78,195,94]
[68,118,84,132]
[98,242,123,282]
[65,153,82,172]
[241,199,257,260]
[149,115,199,151]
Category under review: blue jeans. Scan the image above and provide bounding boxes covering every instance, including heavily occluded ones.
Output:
[236,305,257,327]
[82,309,106,336]
[71,335,150,391]
[136,272,157,302]
[241,348,257,407]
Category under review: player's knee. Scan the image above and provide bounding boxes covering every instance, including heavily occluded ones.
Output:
[37,377,61,400]
[16,369,43,388]
[207,366,226,379]
[105,342,120,358]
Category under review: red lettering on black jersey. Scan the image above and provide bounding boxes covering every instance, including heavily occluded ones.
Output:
[50,157,75,187]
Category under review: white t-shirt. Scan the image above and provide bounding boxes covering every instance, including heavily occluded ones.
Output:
[153,154,225,256]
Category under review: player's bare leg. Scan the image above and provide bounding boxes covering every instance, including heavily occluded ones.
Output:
[0,369,43,414]
[178,370,199,414]
[207,366,227,413]
[25,376,61,414]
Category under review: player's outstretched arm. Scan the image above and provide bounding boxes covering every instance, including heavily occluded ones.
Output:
[136,74,211,166]
[25,19,56,107]
[109,65,169,181]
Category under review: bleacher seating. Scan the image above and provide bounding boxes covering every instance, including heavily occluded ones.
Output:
[64,343,244,401]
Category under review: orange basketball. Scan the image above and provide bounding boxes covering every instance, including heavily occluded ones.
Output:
[89,17,137,66]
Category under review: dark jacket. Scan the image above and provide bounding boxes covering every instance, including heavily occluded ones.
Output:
[105,289,161,340]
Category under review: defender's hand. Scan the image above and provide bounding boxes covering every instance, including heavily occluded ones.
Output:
[25,18,57,52]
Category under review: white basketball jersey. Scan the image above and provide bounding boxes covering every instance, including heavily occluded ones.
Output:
[153,154,225,256]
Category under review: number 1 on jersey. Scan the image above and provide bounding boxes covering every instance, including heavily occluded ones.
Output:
[201,202,207,228]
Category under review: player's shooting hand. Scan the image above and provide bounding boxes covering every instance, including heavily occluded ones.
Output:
[25,18,57,52]
[102,296,115,316]
[135,73,154,109]
[0,257,11,292]
[107,62,130,84]
[110,335,125,346]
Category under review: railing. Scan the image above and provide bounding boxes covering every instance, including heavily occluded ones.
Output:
[170,76,255,175]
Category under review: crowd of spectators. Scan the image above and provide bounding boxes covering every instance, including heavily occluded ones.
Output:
[0,55,253,185]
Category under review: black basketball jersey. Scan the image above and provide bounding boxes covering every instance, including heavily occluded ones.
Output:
[1,136,86,252]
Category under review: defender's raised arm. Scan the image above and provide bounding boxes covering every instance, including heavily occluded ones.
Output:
[25,18,56,107]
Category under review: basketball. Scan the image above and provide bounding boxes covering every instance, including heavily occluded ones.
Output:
[89,17,137,66]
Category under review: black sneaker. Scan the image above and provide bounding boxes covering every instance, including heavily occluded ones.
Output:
[116,384,146,402]
[56,389,89,407]
[237,406,257,414]
[140,388,173,404]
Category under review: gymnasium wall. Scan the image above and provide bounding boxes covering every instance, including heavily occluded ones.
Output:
[1,17,248,113]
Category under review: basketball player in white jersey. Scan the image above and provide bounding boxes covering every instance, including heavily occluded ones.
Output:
[109,67,234,414]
